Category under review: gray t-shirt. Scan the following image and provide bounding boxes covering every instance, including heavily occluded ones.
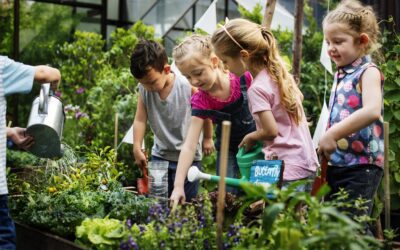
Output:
[139,73,202,163]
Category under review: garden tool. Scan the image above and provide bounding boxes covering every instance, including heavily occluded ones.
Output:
[26,83,65,159]
[137,167,149,195]
[311,156,328,196]
[236,141,264,180]
[187,166,271,190]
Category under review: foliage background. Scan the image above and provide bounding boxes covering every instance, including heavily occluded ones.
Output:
[1,0,400,209]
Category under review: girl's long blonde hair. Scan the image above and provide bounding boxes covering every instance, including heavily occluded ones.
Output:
[323,0,380,56]
[212,18,303,125]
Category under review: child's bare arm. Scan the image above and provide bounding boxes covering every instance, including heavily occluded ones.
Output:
[239,110,277,151]
[202,118,215,155]
[318,67,382,159]
[133,95,148,169]
[170,116,204,204]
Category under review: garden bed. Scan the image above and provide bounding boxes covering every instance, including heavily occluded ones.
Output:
[15,221,84,250]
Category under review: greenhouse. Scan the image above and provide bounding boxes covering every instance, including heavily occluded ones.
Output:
[1,0,400,249]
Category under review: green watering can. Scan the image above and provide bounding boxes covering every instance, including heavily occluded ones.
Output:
[187,141,266,189]
[236,141,264,180]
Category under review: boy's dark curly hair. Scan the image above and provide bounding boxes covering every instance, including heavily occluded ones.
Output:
[130,40,168,79]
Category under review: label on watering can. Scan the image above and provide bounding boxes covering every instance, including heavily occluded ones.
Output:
[249,160,284,187]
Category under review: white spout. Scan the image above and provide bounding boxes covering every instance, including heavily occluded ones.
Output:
[187,166,211,182]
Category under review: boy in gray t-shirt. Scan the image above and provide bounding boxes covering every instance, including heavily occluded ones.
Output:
[130,40,214,202]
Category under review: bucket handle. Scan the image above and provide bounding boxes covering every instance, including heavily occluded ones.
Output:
[39,83,50,114]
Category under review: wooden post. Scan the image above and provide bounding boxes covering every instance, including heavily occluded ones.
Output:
[216,121,231,250]
[384,122,390,230]
[292,0,304,85]
[114,113,119,152]
[263,0,277,29]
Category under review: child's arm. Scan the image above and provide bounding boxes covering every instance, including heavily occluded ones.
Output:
[34,65,61,90]
[202,118,215,155]
[238,110,278,151]
[170,116,204,205]
[318,67,382,159]
[132,95,148,169]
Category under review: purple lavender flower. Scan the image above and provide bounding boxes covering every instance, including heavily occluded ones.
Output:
[76,87,85,94]
[126,219,132,229]
[223,242,230,249]
[64,104,73,112]
[55,90,62,97]
[128,237,139,250]
[75,111,88,119]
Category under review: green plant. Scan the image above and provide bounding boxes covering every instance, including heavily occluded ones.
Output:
[381,21,400,210]
[236,182,382,249]
[76,218,129,250]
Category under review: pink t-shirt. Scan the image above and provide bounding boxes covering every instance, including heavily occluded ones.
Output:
[191,72,252,112]
[248,69,318,181]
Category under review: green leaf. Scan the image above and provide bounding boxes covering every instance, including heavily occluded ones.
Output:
[262,203,285,236]
[395,172,400,183]
[385,91,400,102]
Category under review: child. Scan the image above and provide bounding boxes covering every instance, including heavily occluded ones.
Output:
[130,40,213,202]
[318,0,384,221]
[170,34,256,205]
[211,18,318,192]
[0,55,61,250]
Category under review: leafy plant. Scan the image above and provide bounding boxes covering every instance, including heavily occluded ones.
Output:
[381,20,400,210]
[76,218,129,250]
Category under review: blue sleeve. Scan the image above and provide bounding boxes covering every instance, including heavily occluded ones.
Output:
[2,56,35,96]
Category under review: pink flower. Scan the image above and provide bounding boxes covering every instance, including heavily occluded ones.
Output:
[76,87,85,94]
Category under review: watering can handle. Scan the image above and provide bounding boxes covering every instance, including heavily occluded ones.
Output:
[39,83,50,114]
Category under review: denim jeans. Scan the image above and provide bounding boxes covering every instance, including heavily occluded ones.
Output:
[0,195,16,250]
[326,164,383,232]
[151,155,201,202]
[282,173,315,193]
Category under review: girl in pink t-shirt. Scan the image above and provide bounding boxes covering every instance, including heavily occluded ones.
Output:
[212,18,318,190]
[170,34,256,205]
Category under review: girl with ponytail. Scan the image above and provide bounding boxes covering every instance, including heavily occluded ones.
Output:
[212,18,318,191]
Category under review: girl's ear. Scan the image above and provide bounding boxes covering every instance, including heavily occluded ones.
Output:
[211,55,219,68]
[240,50,250,60]
[359,33,369,45]
[164,65,171,74]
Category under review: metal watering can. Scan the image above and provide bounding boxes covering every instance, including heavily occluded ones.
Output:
[26,83,65,159]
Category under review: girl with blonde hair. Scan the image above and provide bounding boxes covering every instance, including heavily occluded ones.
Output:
[319,0,384,227]
[170,34,256,204]
[212,18,318,191]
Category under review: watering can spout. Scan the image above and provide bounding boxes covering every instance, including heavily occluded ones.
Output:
[188,166,211,182]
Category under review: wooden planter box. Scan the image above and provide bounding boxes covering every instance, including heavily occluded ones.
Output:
[15,222,85,250]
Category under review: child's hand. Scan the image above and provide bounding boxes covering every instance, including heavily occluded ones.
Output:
[133,148,148,170]
[318,132,337,160]
[7,127,34,150]
[202,137,215,155]
[170,186,186,206]
[238,134,256,152]
[50,80,60,92]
